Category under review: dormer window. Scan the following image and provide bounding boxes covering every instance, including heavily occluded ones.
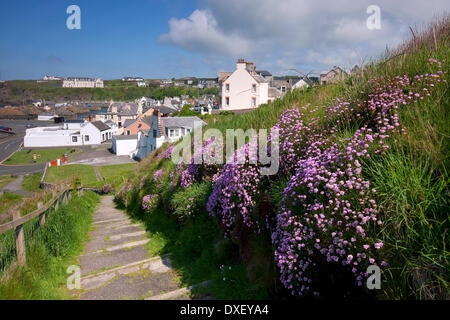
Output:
[252,84,256,93]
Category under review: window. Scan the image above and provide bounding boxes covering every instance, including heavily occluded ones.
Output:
[252,84,256,93]
[169,129,175,137]
[186,128,191,134]
[252,97,256,107]
[153,129,157,138]
[118,122,122,128]
[127,130,130,135]
[225,84,230,92]
[102,134,105,140]
[175,129,180,136]
[281,86,286,93]
[84,135,89,142]
[72,136,78,143]
[225,97,230,106]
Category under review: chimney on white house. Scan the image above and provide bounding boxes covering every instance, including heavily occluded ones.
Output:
[236,58,246,70]
[246,62,256,72]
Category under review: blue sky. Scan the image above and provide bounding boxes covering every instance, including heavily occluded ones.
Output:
[1,0,449,80]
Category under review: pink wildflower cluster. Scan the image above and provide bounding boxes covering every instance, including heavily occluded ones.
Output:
[169,162,184,189]
[180,137,217,188]
[163,145,175,159]
[207,137,263,235]
[153,169,164,182]
[142,194,159,212]
[272,64,443,296]
[115,183,132,205]
[139,175,148,189]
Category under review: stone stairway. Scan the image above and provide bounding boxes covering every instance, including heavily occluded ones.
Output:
[74,196,207,300]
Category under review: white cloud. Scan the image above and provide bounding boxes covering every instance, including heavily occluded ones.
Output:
[160,0,450,75]
[159,9,251,57]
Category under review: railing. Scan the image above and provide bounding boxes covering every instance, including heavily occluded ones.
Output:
[0,185,87,272]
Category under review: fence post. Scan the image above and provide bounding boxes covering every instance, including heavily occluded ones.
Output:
[38,202,45,226]
[13,211,26,266]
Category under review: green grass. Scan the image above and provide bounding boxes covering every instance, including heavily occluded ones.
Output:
[95,163,137,189]
[0,192,23,218]
[21,173,43,193]
[0,191,100,299]
[363,149,449,299]
[0,175,15,189]
[97,163,136,181]
[45,164,98,187]
[4,148,79,165]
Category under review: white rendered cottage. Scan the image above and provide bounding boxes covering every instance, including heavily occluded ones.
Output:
[218,59,269,111]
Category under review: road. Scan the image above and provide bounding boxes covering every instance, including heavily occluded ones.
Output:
[0,119,57,176]
[0,163,46,176]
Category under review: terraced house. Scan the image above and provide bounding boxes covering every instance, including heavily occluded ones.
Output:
[95,102,142,133]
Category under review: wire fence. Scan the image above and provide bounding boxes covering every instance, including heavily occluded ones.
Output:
[0,229,16,274]
[0,190,64,275]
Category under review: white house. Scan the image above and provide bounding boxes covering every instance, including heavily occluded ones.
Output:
[137,80,147,87]
[37,112,56,121]
[292,78,313,90]
[112,135,139,156]
[132,112,206,160]
[218,59,269,111]
[24,120,111,147]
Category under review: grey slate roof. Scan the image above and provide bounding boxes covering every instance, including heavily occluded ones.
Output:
[161,116,206,129]
[108,102,139,116]
[154,105,176,115]
[113,134,138,140]
[91,121,110,132]
[123,119,137,128]
[256,70,272,77]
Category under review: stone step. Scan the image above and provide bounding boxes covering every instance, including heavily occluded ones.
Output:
[89,224,143,239]
[85,239,150,255]
[83,231,147,253]
[81,255,173,291]
[79,244,150,275]
[145,281,212,300]
[92,217,130,225]
[79,269,180,300]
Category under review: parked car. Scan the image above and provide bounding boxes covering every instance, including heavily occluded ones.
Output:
[26,124,36,128]
[0,126,12,131]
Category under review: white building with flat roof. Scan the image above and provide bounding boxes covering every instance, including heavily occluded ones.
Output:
[24,120,111,147]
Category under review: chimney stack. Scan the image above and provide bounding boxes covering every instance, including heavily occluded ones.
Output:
[236,58,246,70]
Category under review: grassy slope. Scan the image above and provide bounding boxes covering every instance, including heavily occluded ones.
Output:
[0,192,23,218]
[4,148,79,165]
[0,191,100,299]
[22,173,43,193]
[0,175,15,189]
[120,20,449,300]
[1,80,218,104]
[45,164,98,186]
